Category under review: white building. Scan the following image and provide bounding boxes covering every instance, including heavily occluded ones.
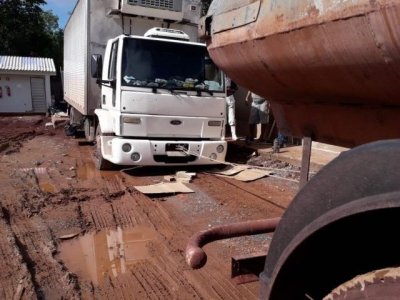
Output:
[0,56,56,113]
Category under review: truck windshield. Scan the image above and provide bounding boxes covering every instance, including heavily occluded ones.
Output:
[121,38,224,92]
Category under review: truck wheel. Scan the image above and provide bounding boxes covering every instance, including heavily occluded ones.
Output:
[94,125,114,170]
[324,267,400,300]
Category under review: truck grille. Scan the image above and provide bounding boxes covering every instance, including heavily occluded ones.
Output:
[165,143,188,151]
[154,155,197,163]
[127,0,182,11]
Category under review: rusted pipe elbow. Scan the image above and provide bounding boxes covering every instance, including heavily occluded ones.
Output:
[185,217,281,269]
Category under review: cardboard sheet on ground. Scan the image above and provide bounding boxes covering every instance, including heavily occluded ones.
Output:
[208,165,249,176]
[231,168,272,182]
[135,182,194,194]
[164,171,196,183]
[208,165,272,182]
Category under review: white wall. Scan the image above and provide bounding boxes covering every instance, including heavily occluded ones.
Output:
[0,74,52,113]
[0,74,33,112]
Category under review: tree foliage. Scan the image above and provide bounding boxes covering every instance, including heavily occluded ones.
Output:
[0,0,63,70]
[0,0,217,70]
[201,0,212,16]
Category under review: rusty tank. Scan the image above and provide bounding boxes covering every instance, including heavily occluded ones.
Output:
[201,0,400,147]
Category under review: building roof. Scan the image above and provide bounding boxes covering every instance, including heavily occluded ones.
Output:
[0,56,56,74]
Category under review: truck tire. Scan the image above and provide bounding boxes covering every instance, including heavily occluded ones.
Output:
[261,140,400,299]
[65,106,85,138]
[94,125,114,170]
[323,267,400,300]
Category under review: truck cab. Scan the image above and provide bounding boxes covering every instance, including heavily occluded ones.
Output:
[92,29,227,169]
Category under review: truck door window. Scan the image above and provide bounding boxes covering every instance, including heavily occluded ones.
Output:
[108,41,118,80]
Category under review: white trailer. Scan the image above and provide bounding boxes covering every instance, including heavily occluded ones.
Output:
[63,0,227,169]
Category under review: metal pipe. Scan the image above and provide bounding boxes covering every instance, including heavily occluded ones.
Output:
[185,218,281,269]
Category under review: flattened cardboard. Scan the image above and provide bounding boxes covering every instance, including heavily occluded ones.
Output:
[135,182,194,194]
[209,165,249,176]
[232,169,272,182]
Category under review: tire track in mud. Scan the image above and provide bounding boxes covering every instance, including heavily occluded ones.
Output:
[130,175,274,299]
[79,171,150,231]
[10,216,80,299]
[0,206,36,300]
[148,230,257,300]
[118,176,258,299]
[72,168,235,299]
[81,199,117,230]
[77,190,185,299]
[131,262,173,299]
[193,174,289,217]
[0,142,86,299]
[0,116,46,155]
[5,159,258,300]
[0,120,296,299]
[111,194,147,226]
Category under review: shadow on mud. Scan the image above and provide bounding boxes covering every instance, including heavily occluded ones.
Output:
[121,165,223,177]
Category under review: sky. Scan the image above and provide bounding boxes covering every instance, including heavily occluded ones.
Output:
[42,0,77,29]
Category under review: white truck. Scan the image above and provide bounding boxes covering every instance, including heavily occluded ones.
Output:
[63,0,227,169]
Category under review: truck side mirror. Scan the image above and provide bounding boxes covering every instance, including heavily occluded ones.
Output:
[199,16,212,42]
[91,54,103,79]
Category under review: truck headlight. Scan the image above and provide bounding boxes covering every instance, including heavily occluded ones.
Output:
[216,145,224,153]
[131,152,141,162]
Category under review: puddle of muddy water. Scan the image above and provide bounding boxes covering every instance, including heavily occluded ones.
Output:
[58,226,156,285]
[39,181,56,193]
[19,167,58,193]
[77,162,98,180]
[76,146,100,180]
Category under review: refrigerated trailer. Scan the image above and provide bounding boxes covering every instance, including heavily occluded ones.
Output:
[63,0,227,169]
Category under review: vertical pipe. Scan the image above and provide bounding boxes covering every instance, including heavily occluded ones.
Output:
[299,136,312,189]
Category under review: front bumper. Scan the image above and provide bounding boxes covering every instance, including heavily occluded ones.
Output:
[100,136,227,166]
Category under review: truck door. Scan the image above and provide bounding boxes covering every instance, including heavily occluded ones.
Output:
[102,40,118,109]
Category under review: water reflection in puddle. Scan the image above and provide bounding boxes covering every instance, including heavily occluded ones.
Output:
[77,162,97,180]
[58,226,156,285]
[39,181,56,193]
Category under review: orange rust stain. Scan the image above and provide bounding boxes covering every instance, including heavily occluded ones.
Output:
[307,5,320,17]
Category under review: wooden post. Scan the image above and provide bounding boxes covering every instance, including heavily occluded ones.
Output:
[267,120,276,141]
[299,136,312,190]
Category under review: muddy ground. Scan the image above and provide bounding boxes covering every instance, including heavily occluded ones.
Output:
[0,115,298,299]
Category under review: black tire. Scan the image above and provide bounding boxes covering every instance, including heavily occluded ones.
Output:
[263,140,400,299]
[94,124,114,170]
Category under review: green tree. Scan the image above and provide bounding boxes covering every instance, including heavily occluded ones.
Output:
[201,0,212,16]
[41,10,64,71]
[0,0,63,70]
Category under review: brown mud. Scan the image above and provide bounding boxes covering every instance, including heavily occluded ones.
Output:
[0,116,298,299]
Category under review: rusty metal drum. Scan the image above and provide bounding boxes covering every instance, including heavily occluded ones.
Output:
[203,0,400,147]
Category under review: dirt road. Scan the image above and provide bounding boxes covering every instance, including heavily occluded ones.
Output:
[0,116,297,299]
